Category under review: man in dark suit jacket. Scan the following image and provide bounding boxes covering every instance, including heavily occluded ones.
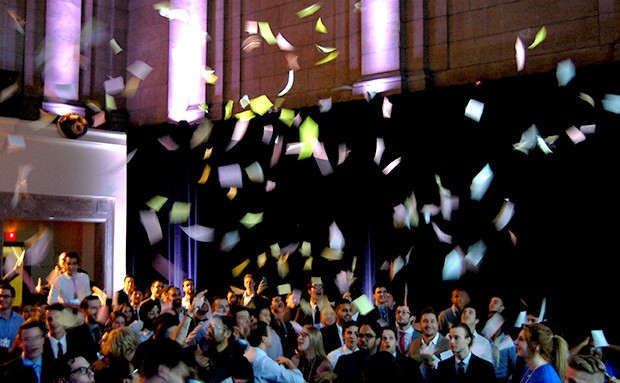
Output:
[0,318,55,383]
[67,295,105,363]
[321,298,353,354]
[333,321,382,383]
[360,284,396,329]
[364,327,423,383]
[433,323,495,383]
[111,274,134,311]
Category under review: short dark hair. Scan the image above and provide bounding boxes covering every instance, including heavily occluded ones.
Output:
[343,320,359,331]
[140,338,192,378]
[247,321,269,347]
[452,323,474,347]
[80,295,100,310]
[230,355,254,380]
[19,317,47,336]
[0,283,15,297]
[46,303,65,312]
[66,252,80,262]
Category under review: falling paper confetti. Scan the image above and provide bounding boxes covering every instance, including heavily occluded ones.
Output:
[528,26,547,49]
[140,210,163,245]
[515,37,526,71]
[179,225,214,242]
[170,202,191,224]
[297,3,321,18]
[465,99,485,122]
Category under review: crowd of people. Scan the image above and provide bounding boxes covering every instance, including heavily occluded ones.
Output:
[1,251,620,383]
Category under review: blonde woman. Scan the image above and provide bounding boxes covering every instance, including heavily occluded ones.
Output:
[516,323,569,383]
[291,325,333,382]
[93,326,140,383]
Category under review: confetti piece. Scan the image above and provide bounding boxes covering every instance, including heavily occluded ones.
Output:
[220,230,240,252]
[242,35,262,52]
[146,195,168,212]
[180,225,214,242]
[245,20,258,34]
[278,70,295,97]
[296,3,321,18]
[556,58,576,86]
[152,253,187,281]
[265,180,276,192]
[250,95,273,115]
[277,283,292,295]
[245,161,264,183]
[338,144,350,165]
[528,26,547,49]
[110,38,123,54]
[225,100,234,119]
[566,125,586,144]
[280,109,295,126]
[300,242,312,257]
[591,330,610,348]
[258,21,277,45]
[170,202,191,224]
[313,142,333,176]
[106,94,117,111]
[515,37,526,71]
[240,95,250,109]
[382,96,393,118]
[240,212,263,228]
[232,258,250,277]
[389,256,405,281]
[229,285,245,295]
[578,92,595,107]
[218,164,243,188]
[432,222,452,244]
[299,116,319,160]
[315,51,339,65]
[198,164,211,185]
[0,82,18,103]
[190,118,214,149]
[257,252,267,268]
[465,99,484,122]
[352,294,374,315]
[276,33,295,51]
[104,76,125,95]
[374,138,385,165]
[7,135,26,152]
[277,254,290,278]
[270,243,281,258]
[303,257,313,270]
[442,247,465,281]
[481,313,504,339]
[493,199,515,231]
[140,210,163,244]
[464,240,487,272]
[321,247,343,261]
[158,134,179,151]
[470,163,493,201]
[382,157,401,175]
[602,94,620,114]
[514,311,528,328]
[513,124,539,154]
[262,125,273,144]
[92,111,106,127]
[580,124,595,134]
[334,271,356,295]
[318,97,332,112]
[227,187,237,199]
[315,17,327,33]
[124,77,141,98]
[270,135,283,167]
[229,118,250,148]
[127,60,153,81]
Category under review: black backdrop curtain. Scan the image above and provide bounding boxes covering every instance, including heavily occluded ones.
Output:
[128,62,620,344]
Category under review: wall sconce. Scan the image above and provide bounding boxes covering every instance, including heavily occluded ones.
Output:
[57,113,88,139]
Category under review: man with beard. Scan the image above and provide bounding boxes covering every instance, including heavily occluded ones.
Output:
[161,285,185,320]
[321,298,354,354]
[328,321,382,383]
[270,295,296,358]
[198,315,247,383]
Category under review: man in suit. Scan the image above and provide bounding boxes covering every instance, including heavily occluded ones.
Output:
[395,305,422,355]
[0,318,54,383]
[111,274,134,311]
[361,284,396,329]
[434,323,495,383]
[67,295,105,363]
[43,303,69,361]
[238,274,268,310]
[321,298,353,354]
[365,327,423,383]
[409,307,451,383]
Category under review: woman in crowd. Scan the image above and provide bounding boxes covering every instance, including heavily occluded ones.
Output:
[291,324,333,382]
[93,326,140,383]
[515,323,569,383]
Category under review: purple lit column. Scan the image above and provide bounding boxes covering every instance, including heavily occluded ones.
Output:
[354,0,402,94]
[43,0,84,115]
[168,0,206,123]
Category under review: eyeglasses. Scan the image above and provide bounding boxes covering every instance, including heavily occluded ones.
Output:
[70,365,94,375]
[312,284,324,289]
[360,333,376,339]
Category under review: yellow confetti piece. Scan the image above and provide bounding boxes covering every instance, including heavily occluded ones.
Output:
[240,212,263,228]
[528,26,547,49]
[277,283,292,295]
[274,97,285,109]
[315,17,327,33]
[297,3,321,18]
[578,92,595,107]
[315,50,339,66]
[270,243,281,258]
[203,148,212,159]
[234,109,256,121]
[124,76,141,98]
[170,202,191,224]
[352,294,374,315]
[146,195,168,212]
[258,21,277,45]
[105,94,117,111]
[227,187,237,200]
[301,241,312,257]
[352,256,357,272]
[299,116,319,160]
[315,44,336,53]
[279,108,295,126]
[303,257,313,270]
[198,164,211,184]
[250,95,273,116]
[277,257,290,278]
[232,258,250,277]
[257,252,267,268]
[320,247,343,261]
[225,100,234,120]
